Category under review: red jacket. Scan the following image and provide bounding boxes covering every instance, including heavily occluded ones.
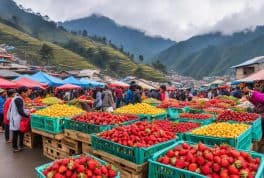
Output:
[3,98,12,125]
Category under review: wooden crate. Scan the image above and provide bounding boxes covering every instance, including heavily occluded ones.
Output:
[23,132,33,148]
[82,142,93,154]
[64,129,91,144]
[32,128,64,140]
[43,144,69,160]
[92,150,148,178]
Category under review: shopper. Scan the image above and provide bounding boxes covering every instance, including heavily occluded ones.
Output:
[95,88,103,110]
[3,89,16,143]
[133,86,142,104]
[159,85,167,101]
[115,87,123,108]
[0,89,7,132]
[124,86,134,105]
[8,87,30,152]
[102,86,115,112]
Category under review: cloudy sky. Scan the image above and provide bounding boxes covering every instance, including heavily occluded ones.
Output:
[13,0,264,41]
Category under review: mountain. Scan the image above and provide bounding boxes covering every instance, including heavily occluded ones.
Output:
[151,27,264,79]
[62,15,175,60]
[0,0,165,81]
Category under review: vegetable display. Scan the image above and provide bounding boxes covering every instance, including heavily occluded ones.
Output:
[217,110,259,123]
[152,120,200,133]
[179,113,212,120]
[114,103,166,115]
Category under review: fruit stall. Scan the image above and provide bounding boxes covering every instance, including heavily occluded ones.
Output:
[24,98,264,178]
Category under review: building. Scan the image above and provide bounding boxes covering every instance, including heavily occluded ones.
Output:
[231,56,264,80]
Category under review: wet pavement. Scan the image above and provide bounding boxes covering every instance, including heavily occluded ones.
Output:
[0,133,50,178]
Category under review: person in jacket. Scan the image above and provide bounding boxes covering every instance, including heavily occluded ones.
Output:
[0,89,7,132]
[8,87,30,152]
[115,87,123,108]
[95,88,103,110]
[124,86,134,105]
[3,89,16,143]
[102,87,115,112]
[159,85,167,101]
[133,86,142,104]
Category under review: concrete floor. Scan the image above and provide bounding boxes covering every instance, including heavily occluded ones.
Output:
[0,134,50,178]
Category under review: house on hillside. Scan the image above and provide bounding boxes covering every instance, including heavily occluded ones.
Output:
[231,56,264,80]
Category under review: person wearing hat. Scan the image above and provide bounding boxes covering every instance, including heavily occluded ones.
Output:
[3,89,16,143]
[7,86,30,152]
[0,88,7,132]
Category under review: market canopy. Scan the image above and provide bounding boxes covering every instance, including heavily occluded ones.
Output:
[232,69,264,85]
[80,78,105,88]
[13,77,48,89]
[56,84,81,90]
[63,76,85,87]
[0,77,18,89]
[30,71,65,87]
[108,81,129,89]
[209,79,225,86]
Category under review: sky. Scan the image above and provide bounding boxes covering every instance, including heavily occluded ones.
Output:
[13,0,264,41]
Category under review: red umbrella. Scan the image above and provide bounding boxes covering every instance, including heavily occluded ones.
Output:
[56,84,81,90]
[0,78,18,89]
[13,77,48,89]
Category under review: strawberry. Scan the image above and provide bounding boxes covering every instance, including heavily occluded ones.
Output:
[52,163,60,171]
[240,152,249,159]
[77,165,85,173]
[167,150,175,158]
[87,160,97,170]
[86,170,92,177]
[220,169,229,178]
[228,165,239,175]
[175,159,185,169]
[188,163,198,172]
[196,156,205,165]
[198,142,208,151]
[179,149,188,156]
[161,156,170,164]
[221,159,229,168]
[204,152,213,161]
[108,169,117,178]
[212,163,221,172]
[101,165,108,175]
[212,173,220,178]
[213,156,221,164]
[94,168,102,176]
[58,165,67,174]
[54,173,64,178]
[230,150,240,158]
[65,170,72,177]
[182,142,190,149]
[201,165,211,175]
[230,175,240,178]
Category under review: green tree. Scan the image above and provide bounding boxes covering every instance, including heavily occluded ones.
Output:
[39,44,53,65]
[152,60,167,74]
[82,30,88,37]
[139,55,144,62]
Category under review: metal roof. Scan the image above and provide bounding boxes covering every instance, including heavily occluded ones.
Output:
[231,56,264,68]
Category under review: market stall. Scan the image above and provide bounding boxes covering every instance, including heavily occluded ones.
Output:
[0,77,18,88]
[13,77,48,89]
[30,71,65,87]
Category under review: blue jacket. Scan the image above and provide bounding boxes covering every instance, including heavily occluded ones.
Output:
[125,89,134,105]
[0,96,6,114]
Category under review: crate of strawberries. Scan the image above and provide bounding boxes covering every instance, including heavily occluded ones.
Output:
[149,141,264,178]
[35,154,120,178]
[64,112,140,134]
[91,121,178,164]
[177,113,215,125]
[217,110,262,141]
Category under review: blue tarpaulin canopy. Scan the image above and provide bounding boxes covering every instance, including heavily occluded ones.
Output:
[63,76,86,87]
[30,71,65,87]
[80,78,105,88]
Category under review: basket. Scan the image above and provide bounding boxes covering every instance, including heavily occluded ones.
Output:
[185,125,252,150]
[148,140,264,178]
[35,154,120,178]
[31,114,65,134]
[64,117,140,134]
[91,135,178,164]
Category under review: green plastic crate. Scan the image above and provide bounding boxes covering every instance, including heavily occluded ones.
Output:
[188,108,204,114]
[148,140,264,178]
[91,135,178,164]
[64,117,140,134]
[35,154,120,178]
[185,125,252,150]
[31,114,65,134]
[175,117,215,125]
[167,108,184,119]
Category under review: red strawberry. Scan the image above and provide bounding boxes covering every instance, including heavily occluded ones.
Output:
[212,163,221,172]
[108,169,117,178]
[94,168,102,176]
[230,150,240,158]
[228,165,239,175]
[162,156,170,164]
[65,170,72,177]
[58,165,67,174]
[52,163,59,170]
[213,156,221,164]
[198,142,208,151]
[77,165,85,173]
[87,160,97,170]
[54,173,64,178]
[86,170,92,177]
[182,142,190,149]
[175,159,185,169]
[204,152,213,161]
[179,149,188,156]
[101,165,108,175]
[62,158,70,165]
[188,163,198,172]
[196,156,205,165]
[212,173,220,178]
[201,165,211,175]
[221,159,229,168]
[167,150,175,158]
[230,175,240,178]
[240,152,249,159]
[220,169,229,178]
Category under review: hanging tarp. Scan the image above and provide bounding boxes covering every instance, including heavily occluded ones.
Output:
[80,78,105,88]
[13,77,48,89]
[30,71,65,87]
[0,78,18,89]
[108,81,129,89]
[56,84,81,90]
[63,76,85,87]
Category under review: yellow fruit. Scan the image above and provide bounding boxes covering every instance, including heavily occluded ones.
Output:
[35,104,83,118]
[114,103,166,115]
[191,122,249,138]
[41,97,63,105]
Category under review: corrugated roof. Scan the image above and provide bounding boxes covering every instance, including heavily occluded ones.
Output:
[231,56,264,68]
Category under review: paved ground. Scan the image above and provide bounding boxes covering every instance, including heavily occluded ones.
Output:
[0,133,50,178]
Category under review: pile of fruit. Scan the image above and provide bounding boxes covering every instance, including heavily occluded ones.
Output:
[35,104,83,118]
[152,120,200,133]
[41,97,63,105]
[142,98,161,104]
[179,113,212,120]
[203,107,225,115]
[114,103,166,115]
[42,155,117,178]
[72,112,139,125]
[99,121,176,147]
[217,110,259,123]
[191,123,249,138]
[157,99,188,109]
[157,142,260,177]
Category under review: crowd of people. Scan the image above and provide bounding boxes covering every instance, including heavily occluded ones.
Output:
[0,80,263,152]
